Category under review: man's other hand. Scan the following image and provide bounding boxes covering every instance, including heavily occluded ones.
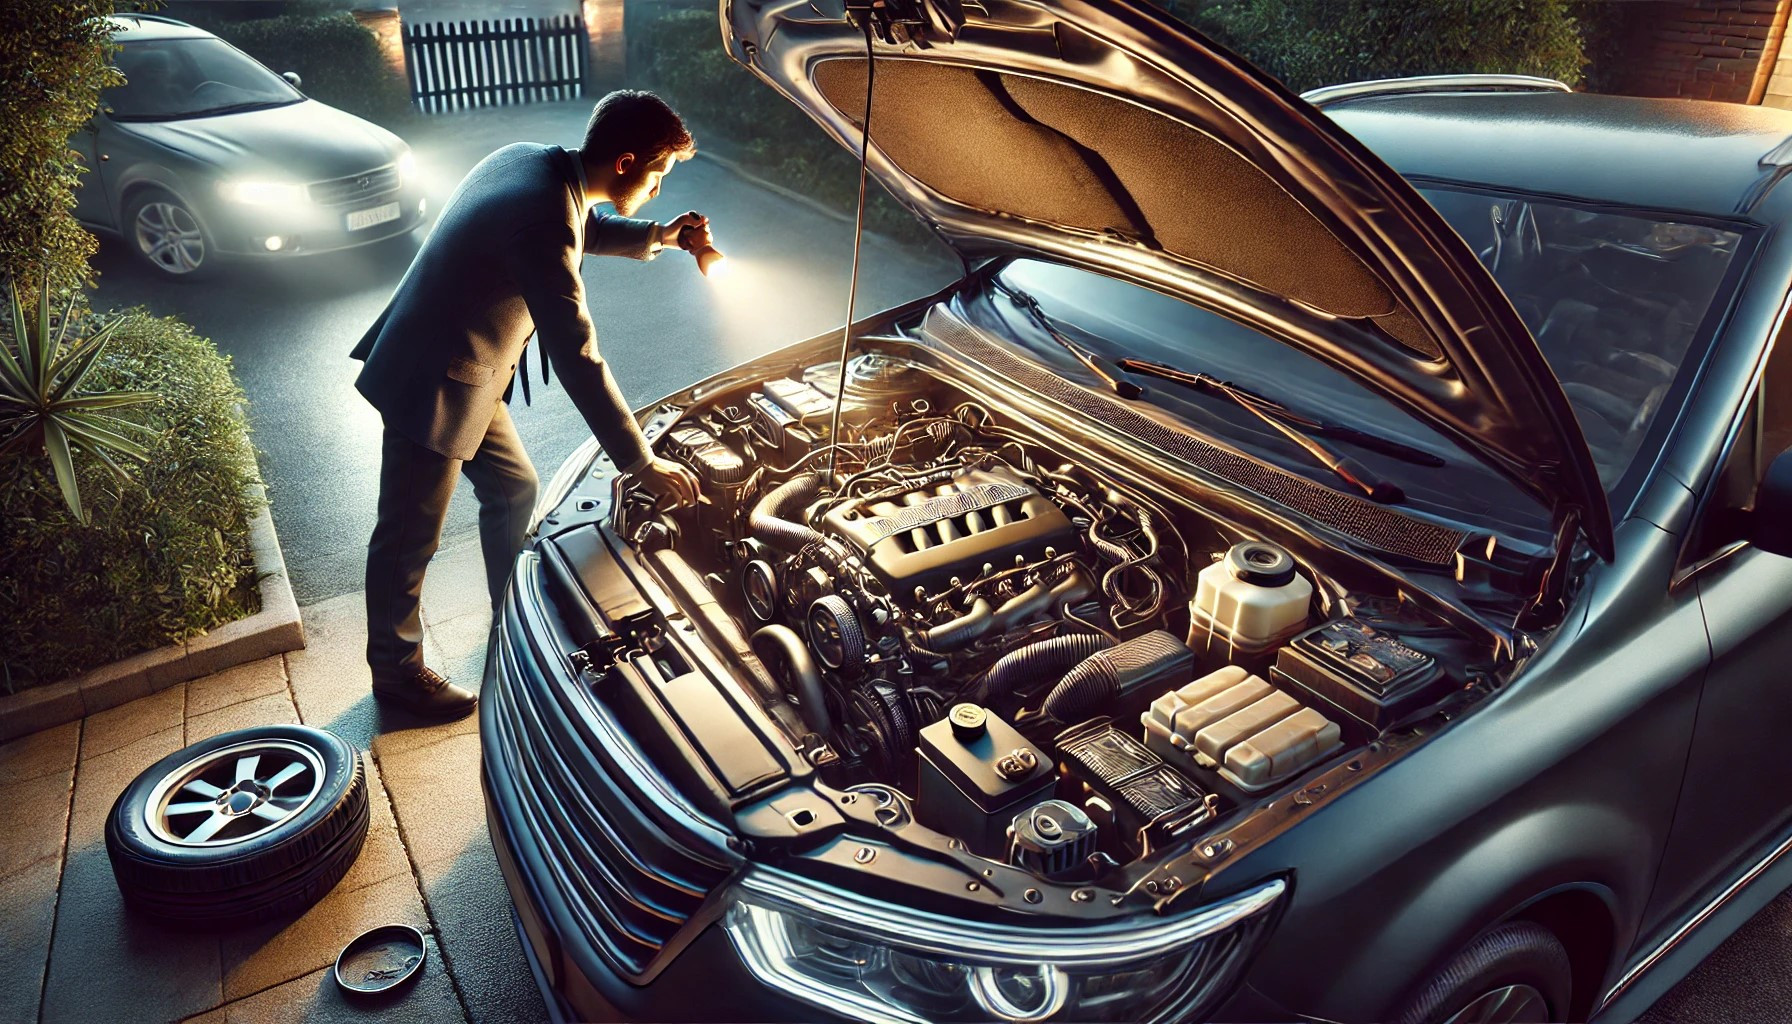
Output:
[630,456,700,508]
[657,212,710,251]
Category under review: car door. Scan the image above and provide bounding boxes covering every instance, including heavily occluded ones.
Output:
[69,118,116,229]
[1643,330,1792,936]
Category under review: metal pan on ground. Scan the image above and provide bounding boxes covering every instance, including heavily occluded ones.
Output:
[334,923,427,996]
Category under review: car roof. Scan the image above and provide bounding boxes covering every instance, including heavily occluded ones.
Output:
[107,14,214,42]
[1325,90,1792,220]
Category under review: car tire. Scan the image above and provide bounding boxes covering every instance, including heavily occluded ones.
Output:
[124,187,218,280]
[1395,921,1573,1024]
[104,724,370,927]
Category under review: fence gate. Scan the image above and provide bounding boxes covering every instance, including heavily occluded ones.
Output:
[403,15,588,115]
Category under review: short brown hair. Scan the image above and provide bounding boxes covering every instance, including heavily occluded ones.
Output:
[582,90,694,167]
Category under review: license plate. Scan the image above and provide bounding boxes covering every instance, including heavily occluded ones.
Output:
[347,202,401,231]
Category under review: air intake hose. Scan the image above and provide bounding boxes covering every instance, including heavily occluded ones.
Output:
[1040,630,1195,724]
[749,473,825,553]
[969,632,1113,705]
[751,624,833,738]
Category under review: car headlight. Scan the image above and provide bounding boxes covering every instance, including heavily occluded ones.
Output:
[396,150,417,187]
[724,869,1284,1024]
[530,436,603,531]
[217,179,308,205]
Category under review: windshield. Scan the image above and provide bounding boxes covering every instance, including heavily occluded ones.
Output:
[106,38,302,121]
[1418,187,1744,491]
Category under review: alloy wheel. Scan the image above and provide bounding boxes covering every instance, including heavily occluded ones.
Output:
[1440,984,1551,1024]
[133,200,207,275]
[144,738,325,846]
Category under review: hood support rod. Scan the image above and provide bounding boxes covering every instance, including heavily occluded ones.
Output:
[825,16,880,482]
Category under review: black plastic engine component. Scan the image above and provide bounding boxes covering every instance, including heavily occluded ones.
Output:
[1273,618,1444,730]
[751,625,833,738]
[844,683,913,780]
[666,424,748,486]
[820,466,1076,596]
[741,559,780,622]
[1009,799,1098,880]
[1040,630,1195,723]
[806,595,867,671]
[1056,717,1212,842]
[917,703,1055,856]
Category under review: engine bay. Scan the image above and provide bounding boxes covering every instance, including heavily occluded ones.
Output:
[600,351,1502,891]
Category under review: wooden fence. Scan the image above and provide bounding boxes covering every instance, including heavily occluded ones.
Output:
[402,15,588,115]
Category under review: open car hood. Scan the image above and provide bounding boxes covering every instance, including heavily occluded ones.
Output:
[721,0,1614,560]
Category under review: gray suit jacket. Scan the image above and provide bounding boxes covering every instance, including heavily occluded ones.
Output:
[352,143,657,466]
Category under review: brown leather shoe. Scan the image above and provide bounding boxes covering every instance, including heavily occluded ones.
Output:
[372,667,478,719]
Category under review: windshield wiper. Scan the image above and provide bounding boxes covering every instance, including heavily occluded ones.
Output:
[1115,357,1423,503]
[993,281,1143,399]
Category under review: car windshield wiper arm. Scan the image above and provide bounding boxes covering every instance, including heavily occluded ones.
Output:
[993,281,1143,399]
[1116,357,1414,503]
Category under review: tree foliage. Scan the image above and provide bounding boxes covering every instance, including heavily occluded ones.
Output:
[0,0,125,293]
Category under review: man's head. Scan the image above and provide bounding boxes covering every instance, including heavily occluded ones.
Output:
[579,90,694,216]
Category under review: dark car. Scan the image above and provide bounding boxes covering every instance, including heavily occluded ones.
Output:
[480,3,1792,1023]
[72,15,427,279]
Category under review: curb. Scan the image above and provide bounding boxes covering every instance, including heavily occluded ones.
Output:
[0,478,306,744]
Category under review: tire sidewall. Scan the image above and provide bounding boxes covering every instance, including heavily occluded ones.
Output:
[123,186,218,281]
[108,724,358,866]
[1398,921,1573,1024]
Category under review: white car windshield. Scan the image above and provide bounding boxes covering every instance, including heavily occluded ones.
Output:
[107,38,302,121]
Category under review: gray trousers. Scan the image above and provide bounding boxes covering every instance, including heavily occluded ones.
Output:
[365,401,538,682]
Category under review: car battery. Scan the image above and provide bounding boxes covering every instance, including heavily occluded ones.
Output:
[1271,619,1442,731]
[1055,718,1212,843]
[1141,666,1343,793]
[747,391,821,464]
[917,704,1055,857]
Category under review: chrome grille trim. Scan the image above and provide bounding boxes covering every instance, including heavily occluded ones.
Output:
[308,164,400,206]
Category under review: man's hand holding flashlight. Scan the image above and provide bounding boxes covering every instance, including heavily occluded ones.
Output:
[625,454,700,509]
[656,212,708,250]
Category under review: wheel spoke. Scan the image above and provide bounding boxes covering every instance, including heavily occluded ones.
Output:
[235,754,261,783]
[164,801,215,815]
[264,761,306,791]
[183,779,224,798]
[185,810,233,843]
[249,803,292,824]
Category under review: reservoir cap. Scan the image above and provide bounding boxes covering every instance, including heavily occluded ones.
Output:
[948,703,988,743]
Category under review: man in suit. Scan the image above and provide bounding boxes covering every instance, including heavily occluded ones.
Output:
[352,90,704,718]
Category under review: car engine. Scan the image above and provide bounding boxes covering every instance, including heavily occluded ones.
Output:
[613,357,1475,874]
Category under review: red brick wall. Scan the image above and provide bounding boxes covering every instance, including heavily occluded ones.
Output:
[1594,0,1784,103]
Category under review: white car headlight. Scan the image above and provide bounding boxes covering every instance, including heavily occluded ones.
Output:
[724,869,1284,1024]
[396,150,417,187]
[217,179,308,205]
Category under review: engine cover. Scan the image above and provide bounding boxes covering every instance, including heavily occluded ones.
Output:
[820,467,1076,596]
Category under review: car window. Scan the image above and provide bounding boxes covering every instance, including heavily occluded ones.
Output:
[106,39,302,121]
[1418,187,1745,494]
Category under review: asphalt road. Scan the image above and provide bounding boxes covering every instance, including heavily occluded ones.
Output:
[88,99,958,605]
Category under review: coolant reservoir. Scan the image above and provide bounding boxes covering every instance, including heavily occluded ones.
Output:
[1188,541,1312,659]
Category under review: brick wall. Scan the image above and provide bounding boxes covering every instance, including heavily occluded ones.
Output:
[1591,0,1784,103]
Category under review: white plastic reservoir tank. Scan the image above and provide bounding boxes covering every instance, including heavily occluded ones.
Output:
[1188,541,1312,658]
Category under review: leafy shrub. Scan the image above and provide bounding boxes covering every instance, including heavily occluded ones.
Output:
[210,12,413,129]
[0,0,124,292]
[0,308,261,690]
[631,8,937,248]
[1173,0,1586,95]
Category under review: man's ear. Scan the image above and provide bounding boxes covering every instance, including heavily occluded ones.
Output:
[613,152,635,176]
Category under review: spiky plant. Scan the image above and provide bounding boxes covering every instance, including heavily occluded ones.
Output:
[0,269,156,523]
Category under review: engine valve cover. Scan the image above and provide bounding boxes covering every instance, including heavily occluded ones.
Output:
[821,468,1075,596]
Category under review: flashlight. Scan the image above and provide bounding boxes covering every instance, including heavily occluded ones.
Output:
[677,211,726,276]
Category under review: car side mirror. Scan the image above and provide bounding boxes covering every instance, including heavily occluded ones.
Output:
[1750,447,1792,557]
[282,71,303,90]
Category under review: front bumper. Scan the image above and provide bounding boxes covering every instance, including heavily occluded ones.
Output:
[481,552,824,1022]
[206,183,427,257]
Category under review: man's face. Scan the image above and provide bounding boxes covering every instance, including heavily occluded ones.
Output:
[612,152,678,217]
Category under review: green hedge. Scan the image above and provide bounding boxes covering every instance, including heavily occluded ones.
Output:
[631,8,936,248]
[211,12,413,129]
[1,309,261,690]
[0,0,122,293]
[1176,0,1586,95]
